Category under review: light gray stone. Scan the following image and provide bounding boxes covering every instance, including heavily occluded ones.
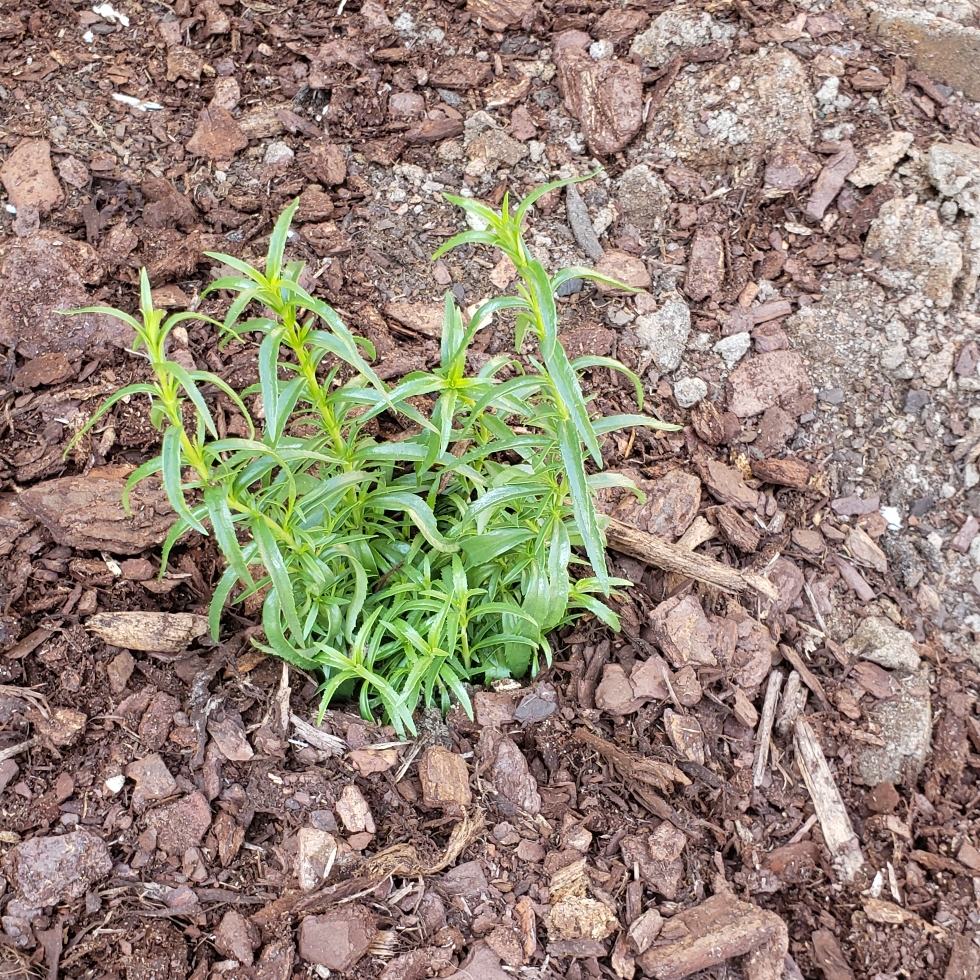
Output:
[845,616,920,672]
[673,377,708,408]
[263,141,294,167]
[615,165,672,234]
[713,332,752,369]
[856,669,931,786]
[849,131,914,188]
[635,298,691,372]
[630,9,736,69]
[648,47,813,165]
[864,195,963,309]
[928,140,980,215]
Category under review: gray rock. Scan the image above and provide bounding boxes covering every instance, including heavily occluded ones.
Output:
[928,141,980,215]
[2,830,112,909]
[849,131,914,188]
[844,616,920,672]
[635,298,691,372]
[856,669,931,786]
[922,345,955,387]
[590,39,614,60]
[648,47,813,165]
[466,129,528,171]
[673,377,708,408]
[630,9,736,69]
[713,332,752,369]
[870,7,980,101]
[263,141,294,167]
[615,165,671,234]
[865,195,963,309]
[786,271,882,397]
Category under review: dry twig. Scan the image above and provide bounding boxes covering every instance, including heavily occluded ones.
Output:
[606,519,778,600]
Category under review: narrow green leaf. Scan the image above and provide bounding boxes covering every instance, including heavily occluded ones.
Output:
[431,229,498,260]
[165,361,220,438]
[258,327,286,441]
[252,519,303,638]
[209,566,240,640]
[571,355,651,411]
[514,171,599,224]
[203,250,268,283]
[161,428,208,534]
[261,594,320,671]
[65,383,160,458]
[122,456,164,514]
[61,306,142,333]
[591,413,678,435]
[204,485,255,588]
[368,491,458,553]
[551,265,640,294]
[557,417,608,592]
[460,528,535,565]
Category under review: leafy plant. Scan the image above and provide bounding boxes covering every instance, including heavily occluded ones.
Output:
[70,177,678,735]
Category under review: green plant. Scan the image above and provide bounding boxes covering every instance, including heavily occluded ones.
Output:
[71,177,678,735]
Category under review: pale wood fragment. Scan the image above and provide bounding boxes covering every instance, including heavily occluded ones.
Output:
[794,715,864,882]
[775,670,806,736]
[606,518,778,600]
[753,670,784,788]
[779,643,830,709]
[636,892,787,980]
[289,713,347,756]
[85,611,209,652]
[674,515,717,551]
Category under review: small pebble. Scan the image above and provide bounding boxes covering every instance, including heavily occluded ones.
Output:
[673,377,708,408]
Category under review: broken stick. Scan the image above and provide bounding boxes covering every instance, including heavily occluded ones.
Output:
[605,518,778,600]
[753,670,784,788]
[794,715,864,882]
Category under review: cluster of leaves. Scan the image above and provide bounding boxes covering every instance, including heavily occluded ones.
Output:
[74,177,677,735]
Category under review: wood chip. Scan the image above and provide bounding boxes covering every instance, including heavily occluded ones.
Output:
[336,784,375,834]
[663,709,705,764]
[753,671,783,788]
[811,928,855,980]
[710,505,762,552]
[846,525,888,574]
[419,745,472,811]
[636,892,788,980]
[778,644,830,709]
[698,458,760,511]
[832,556,876,601]
[290,714,347,756]
[794,715,864,881]
[606,519,778,600]
[573,728,689,794]
[750,457,811,489]
[85,612,209,652]
[733,688,759,729]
